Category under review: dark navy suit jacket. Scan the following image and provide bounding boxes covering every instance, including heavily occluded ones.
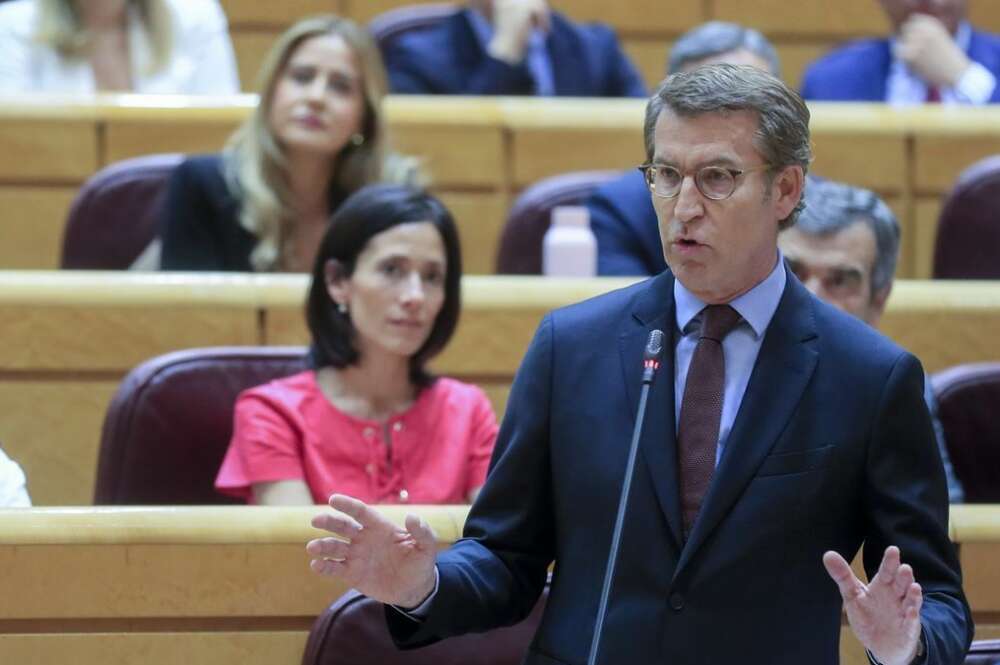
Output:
[588,169,664,276]
[384,9,646,97]
[801,29,1000,102]
[388,270,972,664]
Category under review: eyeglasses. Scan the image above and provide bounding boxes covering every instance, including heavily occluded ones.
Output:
[638,163,773,201]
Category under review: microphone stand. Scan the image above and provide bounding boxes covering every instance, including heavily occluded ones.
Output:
[586,330,664,665]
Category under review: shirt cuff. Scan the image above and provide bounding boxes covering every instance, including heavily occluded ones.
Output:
[953,61,996,104]
[865,630,927,664]
[388,566,440,621]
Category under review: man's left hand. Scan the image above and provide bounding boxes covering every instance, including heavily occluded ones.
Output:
[895,13,971,88]
[823,546,923,665]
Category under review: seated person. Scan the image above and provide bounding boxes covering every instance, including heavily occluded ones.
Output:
[779,179,964,502]
[382,0,646,97]
[216,184,499,505]
[0,444,31,507]
[801,0,1000,104]
[588,21,779,276]
[0,0,239,93]
[160,14,418,272]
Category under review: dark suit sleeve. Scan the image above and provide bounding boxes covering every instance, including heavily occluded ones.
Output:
[589,187,655,277]
[159,157,229,271]
[388,315,556,647]
[863,353,973,663]
[384,36,533,95]
[591,24,646,98]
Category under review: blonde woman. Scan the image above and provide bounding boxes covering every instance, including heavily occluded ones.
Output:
[0,0,239,93]
[160,15,418,272]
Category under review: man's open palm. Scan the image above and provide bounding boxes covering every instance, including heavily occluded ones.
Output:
[307,494,438,609]
[823,546,923,665]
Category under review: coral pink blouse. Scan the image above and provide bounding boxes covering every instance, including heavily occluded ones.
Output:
[215,371,498,504]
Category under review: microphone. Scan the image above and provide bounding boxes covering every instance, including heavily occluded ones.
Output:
[587,329,665,665]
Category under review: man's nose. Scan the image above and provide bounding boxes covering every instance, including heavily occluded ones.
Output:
[673,176,704,223]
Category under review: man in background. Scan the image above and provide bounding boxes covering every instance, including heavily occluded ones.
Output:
[383,0,646,97]
[779,179,965,502]
[802,0,1000,104]
[588,21,780,276]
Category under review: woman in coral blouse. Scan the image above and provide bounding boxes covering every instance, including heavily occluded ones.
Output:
[216,184,498,505]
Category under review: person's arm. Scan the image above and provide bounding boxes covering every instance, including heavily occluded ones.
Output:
[217,392,312,503]
[177,0,241,94]
[588,185,657,277]
[159,157,231,271]
[824,353,972,664]
[253,479,313,505]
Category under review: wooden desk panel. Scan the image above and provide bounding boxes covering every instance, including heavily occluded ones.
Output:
[0,118,97,182]
[709,0,888,37]
[0,186,77,270]
[913,198,944,280]
[0,380,119,506]
[231,31,279,92]
[0,632,308,665]
[104,116,243,164]
[913,134,1000,194]
[435,190,508,275]
[0,272,261,371]
[219,0,336,27]
[880,282,1000,373]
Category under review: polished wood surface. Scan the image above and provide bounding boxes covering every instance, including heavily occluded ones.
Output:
[0,505,994,665]
[1,272,998,506]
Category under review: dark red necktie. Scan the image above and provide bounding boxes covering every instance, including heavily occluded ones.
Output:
[926,86,941,103]
[677,304,742,536]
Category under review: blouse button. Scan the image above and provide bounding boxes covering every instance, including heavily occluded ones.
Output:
[363,427,375,439]
[393,421,404,432]
[365,463,376,476]
[398,489,409,503]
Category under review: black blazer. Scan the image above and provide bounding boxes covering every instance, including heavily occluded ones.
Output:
[389,270,972,664]
[384,9,647,98]
[160,154,256,271]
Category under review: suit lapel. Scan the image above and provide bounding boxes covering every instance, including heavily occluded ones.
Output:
[619,271,683,548]
[675,275,820,573]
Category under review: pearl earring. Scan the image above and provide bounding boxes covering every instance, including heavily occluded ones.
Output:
[337,302,348,314]
[350,133,364,146]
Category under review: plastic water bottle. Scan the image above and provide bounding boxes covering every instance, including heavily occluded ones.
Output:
[542,206,597,277]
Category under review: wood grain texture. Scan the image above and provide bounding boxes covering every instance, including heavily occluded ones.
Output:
[0,187,77,269]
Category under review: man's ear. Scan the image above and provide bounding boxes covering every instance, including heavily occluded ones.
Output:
[868,282,893,327]
[324,259,349,307]
[773,165,805,222]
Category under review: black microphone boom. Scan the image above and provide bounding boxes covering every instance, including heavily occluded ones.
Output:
[587,329,666,665]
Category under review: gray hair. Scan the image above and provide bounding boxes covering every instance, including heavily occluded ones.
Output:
[643,64,812,229]
[797,178,900,295]
[668,21,780,76]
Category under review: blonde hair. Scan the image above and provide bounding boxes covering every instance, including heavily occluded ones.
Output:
[223,14,420,272]
[33,0,174,76]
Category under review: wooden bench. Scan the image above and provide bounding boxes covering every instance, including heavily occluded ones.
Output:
[0,504,995,665]
[1,272,998,506]
[3,97,1000,275]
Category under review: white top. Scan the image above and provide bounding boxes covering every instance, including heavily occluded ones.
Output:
[0,0,240,94]
[0,446,31,507]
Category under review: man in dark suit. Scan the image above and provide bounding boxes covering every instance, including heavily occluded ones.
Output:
[801,0,1000,104]
[382,0,646,97]
[308,65,972,664]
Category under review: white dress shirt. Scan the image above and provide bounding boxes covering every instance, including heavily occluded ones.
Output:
[0,0,240,94]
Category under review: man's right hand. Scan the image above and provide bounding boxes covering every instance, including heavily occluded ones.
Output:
[307,494,438,609]
[487,0,550,64]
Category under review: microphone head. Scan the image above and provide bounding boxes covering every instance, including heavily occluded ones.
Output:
[644,329,664,361]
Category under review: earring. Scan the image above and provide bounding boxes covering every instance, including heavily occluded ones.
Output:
[350,133,364,146]
[337,302,348,314]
